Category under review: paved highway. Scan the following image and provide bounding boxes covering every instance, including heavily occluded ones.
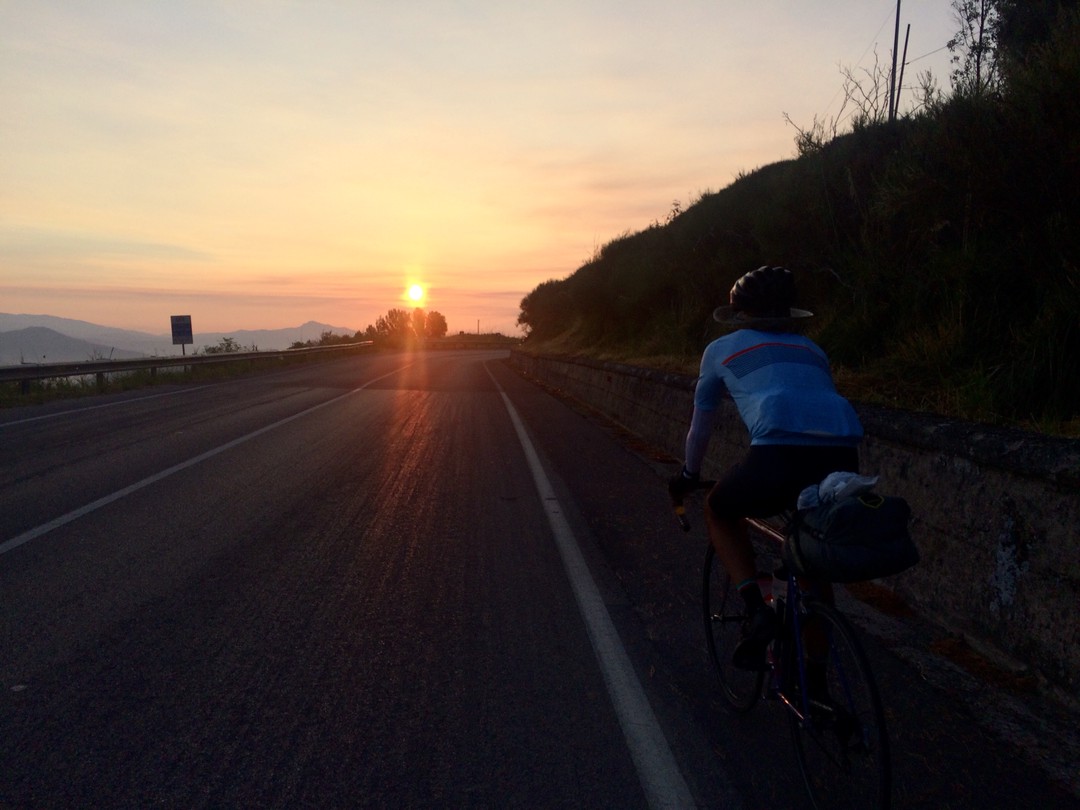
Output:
[1,350,1076,808]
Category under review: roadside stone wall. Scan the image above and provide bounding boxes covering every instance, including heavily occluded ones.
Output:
[510,350,1080,699]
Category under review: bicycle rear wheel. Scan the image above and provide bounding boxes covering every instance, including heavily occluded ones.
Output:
[702,544,764,711]
[787,599,891,810]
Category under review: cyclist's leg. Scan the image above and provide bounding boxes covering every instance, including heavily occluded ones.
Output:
[705,508,777,671]
[703,544,764,711]
[708,445,858,669]
[705,451,790,670]
[705,447,788,609]
[704,510,755,590]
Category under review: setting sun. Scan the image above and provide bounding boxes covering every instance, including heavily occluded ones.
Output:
[407,284,425,303]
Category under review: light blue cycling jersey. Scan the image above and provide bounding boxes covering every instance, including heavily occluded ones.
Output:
[692,328,863,448]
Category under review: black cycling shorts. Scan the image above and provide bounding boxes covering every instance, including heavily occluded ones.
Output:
[707,444,859,520]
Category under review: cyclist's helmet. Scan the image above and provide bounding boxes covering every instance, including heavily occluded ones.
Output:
[729,265,796,318]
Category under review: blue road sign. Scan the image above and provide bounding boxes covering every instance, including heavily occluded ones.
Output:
[171,315,193,346]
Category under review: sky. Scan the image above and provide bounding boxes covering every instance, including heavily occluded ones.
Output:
[1,1,959,337]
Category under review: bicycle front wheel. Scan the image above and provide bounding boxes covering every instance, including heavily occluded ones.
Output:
[702,544,764,712]
[787,599,891,810]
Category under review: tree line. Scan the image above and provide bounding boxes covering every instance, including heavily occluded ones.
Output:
[362,308,448,342]
[287,308,449,350]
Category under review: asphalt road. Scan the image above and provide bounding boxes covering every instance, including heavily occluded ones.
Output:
[1,350,1076,808]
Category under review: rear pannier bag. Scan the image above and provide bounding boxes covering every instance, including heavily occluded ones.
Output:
[784,493,919,583]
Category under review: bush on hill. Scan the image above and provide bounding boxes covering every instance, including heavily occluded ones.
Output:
[518,6,1080,433]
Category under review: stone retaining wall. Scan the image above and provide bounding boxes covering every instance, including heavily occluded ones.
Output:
[510,350,1080,698]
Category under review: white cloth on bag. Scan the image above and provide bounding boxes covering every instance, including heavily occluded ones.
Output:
[797,471,879,510]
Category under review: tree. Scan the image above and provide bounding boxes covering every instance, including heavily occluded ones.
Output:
[425,311,448,338]
[992,0,1080,81]
[518,278,572,339]
[948,1,1080,96]
[948,0,1001,96]
[202,337,245,354]
[374,308,413,339]
[289,330,355,349]
[411,308,426,339]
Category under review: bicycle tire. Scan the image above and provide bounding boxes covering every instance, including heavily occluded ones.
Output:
[702,544,764,711]
[785,599,891,810]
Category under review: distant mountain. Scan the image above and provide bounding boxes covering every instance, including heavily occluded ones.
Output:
[0,327,148,366]
[0,314,172,355]
[203,321,357,352]
[0,314,356,360]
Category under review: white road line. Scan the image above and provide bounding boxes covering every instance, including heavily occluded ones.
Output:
[0,364,412,556]
[488,366,703,810]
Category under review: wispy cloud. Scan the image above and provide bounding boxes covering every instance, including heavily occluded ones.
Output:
[0,228,212,262]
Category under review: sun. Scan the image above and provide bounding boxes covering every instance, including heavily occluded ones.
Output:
[407,284,425,303]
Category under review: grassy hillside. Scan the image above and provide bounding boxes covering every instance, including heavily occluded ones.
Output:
[518,11,1080,435]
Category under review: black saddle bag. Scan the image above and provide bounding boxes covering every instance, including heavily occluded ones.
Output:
[785,492,919,582]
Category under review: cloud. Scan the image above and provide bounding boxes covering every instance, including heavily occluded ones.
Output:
[0,228,212,262]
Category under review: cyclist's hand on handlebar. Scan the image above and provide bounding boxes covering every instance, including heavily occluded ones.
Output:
[669,467,703,532]
[669,468,715,531]
[668,467,700,501]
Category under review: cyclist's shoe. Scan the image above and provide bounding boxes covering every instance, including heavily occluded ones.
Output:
[806,695,860,747]
[801,669,861,745]
[732,606,779,671]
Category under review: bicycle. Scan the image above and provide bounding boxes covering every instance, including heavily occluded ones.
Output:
[674,483,892,809]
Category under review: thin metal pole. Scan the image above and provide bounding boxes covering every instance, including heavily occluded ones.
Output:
[896,24,911,117]
[889,0,901,122]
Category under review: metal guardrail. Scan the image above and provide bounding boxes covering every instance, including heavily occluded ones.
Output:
[0,339,520,392]
[0,342,375,390]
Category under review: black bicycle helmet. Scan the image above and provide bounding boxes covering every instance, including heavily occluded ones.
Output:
[729,265,796,317]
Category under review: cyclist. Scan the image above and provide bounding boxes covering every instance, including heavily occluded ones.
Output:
[670,266,862,670]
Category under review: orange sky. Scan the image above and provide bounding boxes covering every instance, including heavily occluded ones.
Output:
[1,1,957,337]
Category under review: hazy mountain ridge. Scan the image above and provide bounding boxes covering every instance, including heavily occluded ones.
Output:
[0,314,356,365]
[0,327,148,366]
